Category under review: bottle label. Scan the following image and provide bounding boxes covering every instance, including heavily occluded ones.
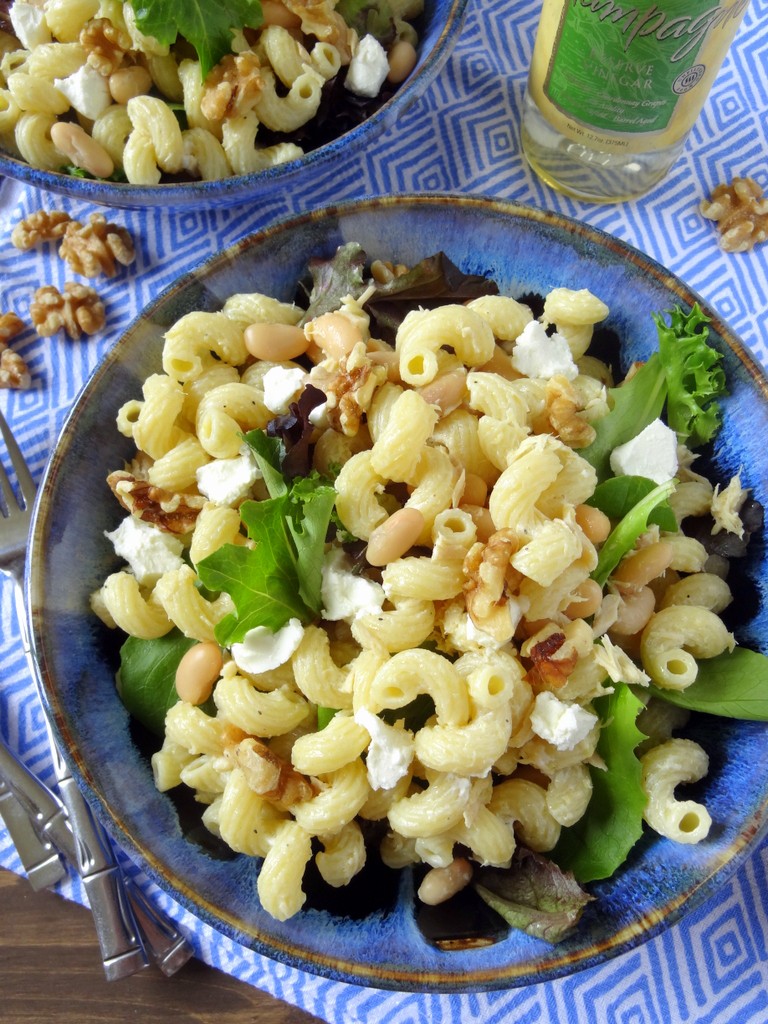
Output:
[544,0,750,135]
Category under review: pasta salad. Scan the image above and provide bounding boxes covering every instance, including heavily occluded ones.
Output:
[0,0,423,183]
[91,244,768,939]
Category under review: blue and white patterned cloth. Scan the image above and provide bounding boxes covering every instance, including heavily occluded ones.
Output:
[2,1,767,1021]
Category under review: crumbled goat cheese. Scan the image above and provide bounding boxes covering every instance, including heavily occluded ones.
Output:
[10,3,51,50]
[105,515,185,586]
[609,417,679,484]
[196,451,261,507]
[510,319,579,381]
[321,546,385,622]
[54,64,112,121]
[308,400,328,427]
[354,706,414,790]
[231,618,304,675]
[344,34,390,98]
[530,691,598,751]
[263,366,308,414]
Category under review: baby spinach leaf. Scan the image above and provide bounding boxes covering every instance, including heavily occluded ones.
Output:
[589,475,678,533]
[649,647,768,720]
[117,630,197,737]
[592,480,677,587]
[474,849,594,944]
[580,354,666,482]
[551,684,647,883]
[129,0,263,79]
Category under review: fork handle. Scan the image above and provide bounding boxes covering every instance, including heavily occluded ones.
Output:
[0,777,66,890]
[0,743,77,866]
[54,770,149,979]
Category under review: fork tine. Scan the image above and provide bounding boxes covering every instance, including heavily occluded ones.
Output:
[0,408,36,511]
[0,442,14,518]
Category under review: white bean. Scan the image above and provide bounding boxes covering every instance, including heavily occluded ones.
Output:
[50,121,114,179]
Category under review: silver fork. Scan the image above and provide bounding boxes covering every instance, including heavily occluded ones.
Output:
[0,407,192,979]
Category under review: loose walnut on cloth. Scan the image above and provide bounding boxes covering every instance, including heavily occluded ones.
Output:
[59,213,136,278]
[30,283,106,340]
[0,312,30,389]
[700,176,768,253]
[12,209,135,278]
[10,210,72,251]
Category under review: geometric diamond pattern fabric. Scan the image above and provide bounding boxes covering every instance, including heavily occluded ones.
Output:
[1,1,767,1020]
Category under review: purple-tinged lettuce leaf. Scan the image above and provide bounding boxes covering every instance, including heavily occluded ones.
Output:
[474,848,594,943]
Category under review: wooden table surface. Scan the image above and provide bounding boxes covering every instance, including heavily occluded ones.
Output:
[1,869,325,1024]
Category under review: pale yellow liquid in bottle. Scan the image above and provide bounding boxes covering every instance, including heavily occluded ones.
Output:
[522,0,750,202]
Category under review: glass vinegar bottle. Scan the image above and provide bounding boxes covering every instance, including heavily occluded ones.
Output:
[521,0,751,203]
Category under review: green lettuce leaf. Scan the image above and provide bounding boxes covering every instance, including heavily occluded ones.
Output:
[336,0,395,43]
[117,630,197,736]
[474,849,594,944]
[655,303,726,447]
[581,304,726,481]
[551,684,647,883]
[129,0,263,79]
[588,475,678,532]
[580,355,666,482]
[299,243,368,325]
[197,436,336,645]
[649,647,768,720]
[592,479,677,587]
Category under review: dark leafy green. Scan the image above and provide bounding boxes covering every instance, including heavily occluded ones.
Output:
[117,630,197,736]
[552,684,647,883]
[592,480,677,587]
[365,252,499,343]
[649,647,768,720]
[580,355,666,481]
[474,849,594,943]
[589,476,678,533]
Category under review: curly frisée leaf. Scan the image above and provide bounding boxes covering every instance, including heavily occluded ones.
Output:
[551,684,647,884]
[129,0,264,80]
[474,849,594,943]
[655,303,726,448]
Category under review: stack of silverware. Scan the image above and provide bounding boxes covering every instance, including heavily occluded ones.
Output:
[0,407,193,980]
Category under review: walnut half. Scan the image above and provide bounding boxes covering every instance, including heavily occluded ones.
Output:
[0,312,30,389]
[30,283,105,339]
[59,213,136,278]
[107,470,206,534]
[700,176,768,253]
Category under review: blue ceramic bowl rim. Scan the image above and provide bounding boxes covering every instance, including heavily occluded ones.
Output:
[27,193,768,991]
[0,0,468,209]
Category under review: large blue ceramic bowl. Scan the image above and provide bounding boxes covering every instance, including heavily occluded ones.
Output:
[0,0,467,210]
[27,195,768,990]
